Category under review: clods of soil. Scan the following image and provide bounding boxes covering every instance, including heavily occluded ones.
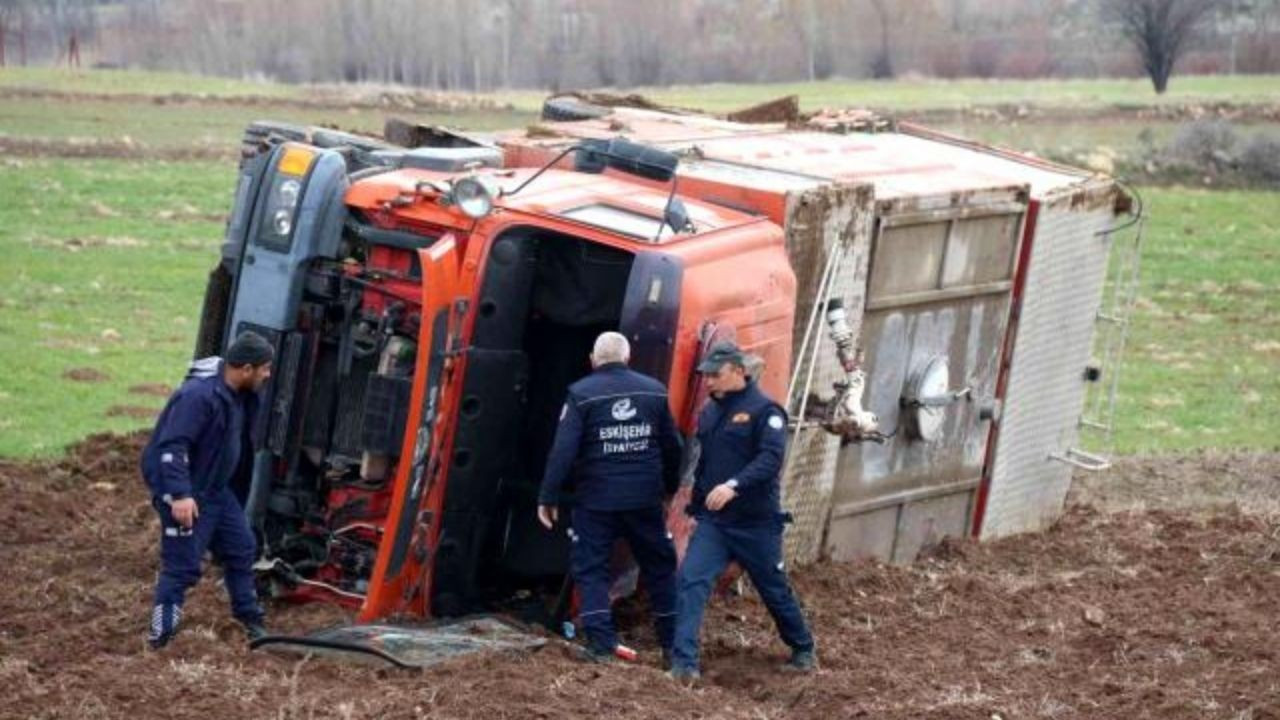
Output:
[104,405,159,419]
[62,367,110,383]
[127,384,172,397]
[2,433,1277,719]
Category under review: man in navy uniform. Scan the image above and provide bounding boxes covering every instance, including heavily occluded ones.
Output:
[669,341,815,680]
[538,331,684,662]
[141,331,273,649]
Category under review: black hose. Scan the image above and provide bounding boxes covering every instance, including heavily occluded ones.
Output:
[1098,176,1145,236]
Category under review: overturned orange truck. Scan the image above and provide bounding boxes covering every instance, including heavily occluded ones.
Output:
[200,98,1138,655]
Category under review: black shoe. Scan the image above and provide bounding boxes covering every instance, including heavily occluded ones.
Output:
[575,644,617,664]
[661,647,674,670]
[147,631,174,650]
[781,648,817,673]
[242,621,268,643]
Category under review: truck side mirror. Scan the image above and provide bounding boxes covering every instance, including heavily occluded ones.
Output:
[664,198,692,234]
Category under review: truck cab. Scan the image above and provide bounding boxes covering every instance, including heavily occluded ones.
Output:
[201,133,796,623]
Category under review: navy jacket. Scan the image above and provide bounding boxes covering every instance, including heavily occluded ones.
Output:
[141,358,260,502]
[689,381,788,527]
[539,363,683,512]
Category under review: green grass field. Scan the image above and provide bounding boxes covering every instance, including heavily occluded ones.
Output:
[1105,188,1280,454]
[5,66,1280,111]
[4,67,1276,168]
[0,91,1208,160]
[0,158,232,450]
[0,67,307,98]
[586,74,1280,113]
[0,158,233,456]
[0,95,534,148]
[0,68,1277,458]
[2,159,1275,458]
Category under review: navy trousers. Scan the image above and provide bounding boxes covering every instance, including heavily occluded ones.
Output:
[672,519,813,671]
[571,506,677,653]
[150,487,262,641]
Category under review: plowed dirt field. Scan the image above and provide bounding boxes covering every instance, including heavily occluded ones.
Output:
[2,434,1277,719]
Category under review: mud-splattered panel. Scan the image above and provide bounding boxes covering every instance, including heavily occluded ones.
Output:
[778,183,874,564]
[825,189,1027,563]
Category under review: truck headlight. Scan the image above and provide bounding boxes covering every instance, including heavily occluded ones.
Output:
[279,178,301,208]
[272,208,293,235]
[271,179,302,235]
[256,146,314,252]
[451,176,496,219]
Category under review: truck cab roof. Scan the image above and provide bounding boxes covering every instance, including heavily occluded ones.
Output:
[344,165,769,247]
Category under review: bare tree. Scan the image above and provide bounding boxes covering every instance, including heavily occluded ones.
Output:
[0,0,31,66]
[867,0,895,78]
[786,0,825,81]
[1104,0,1223,93]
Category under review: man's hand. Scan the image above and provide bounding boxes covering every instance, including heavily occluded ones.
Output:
[537,504,559,530]
[663,494,677,515]
[170,497,198,529]
[705,483,738,511]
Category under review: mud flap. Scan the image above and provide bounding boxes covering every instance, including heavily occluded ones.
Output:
[193,262,233,359]
[250,616,546,669]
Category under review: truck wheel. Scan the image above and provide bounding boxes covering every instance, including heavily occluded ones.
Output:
[540,95,608,122]
[241,121,309,163]
[241,123,391,170]
[310,129,396,172]
[310,128,391,154]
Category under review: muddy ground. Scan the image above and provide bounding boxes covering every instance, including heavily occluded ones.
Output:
[1,434,1278,720]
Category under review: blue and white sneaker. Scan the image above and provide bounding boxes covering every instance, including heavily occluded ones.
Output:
[147,604,182,650]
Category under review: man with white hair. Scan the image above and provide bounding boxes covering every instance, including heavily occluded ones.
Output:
[538,331,684,664]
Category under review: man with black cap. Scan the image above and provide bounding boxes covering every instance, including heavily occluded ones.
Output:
[141,331,274,649]
[668,341,815,680]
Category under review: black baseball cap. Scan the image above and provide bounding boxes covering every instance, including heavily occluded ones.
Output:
[224,331,275,367]
[696,341,747,373]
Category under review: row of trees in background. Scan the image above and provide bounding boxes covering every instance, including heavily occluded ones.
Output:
[0,0,99,68]
[2,0,1279,93]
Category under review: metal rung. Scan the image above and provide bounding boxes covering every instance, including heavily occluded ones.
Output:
[1080,419,1110,431]
[1049,447,1111,472]
[1096,312,1126,324]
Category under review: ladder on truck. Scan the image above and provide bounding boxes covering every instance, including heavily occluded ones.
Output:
[1079,207,1145,445]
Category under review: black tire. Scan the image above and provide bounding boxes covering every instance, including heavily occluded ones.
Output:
[309,128,391,154]
[540,95,609,122]
[241,122,392,171]
[240,121,309,164]
[309,129,395,173]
